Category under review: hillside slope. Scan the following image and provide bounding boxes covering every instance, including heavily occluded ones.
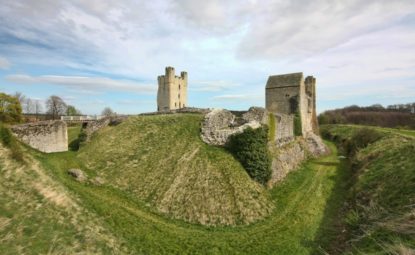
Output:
[321,125,415,254]
[77,114,273,225]
[0,133,123,254]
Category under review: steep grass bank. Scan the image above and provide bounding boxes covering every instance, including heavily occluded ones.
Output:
[77,114,273,226]
[321,125,415,254]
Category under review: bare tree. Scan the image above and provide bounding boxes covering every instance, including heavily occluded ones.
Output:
[34,100,43,120]
[13,92,26,105]
[46,95,67,120]
[101,107,115,117]
[24,98,35,114]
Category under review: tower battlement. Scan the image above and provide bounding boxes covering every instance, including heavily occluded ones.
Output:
[157,66,188,111]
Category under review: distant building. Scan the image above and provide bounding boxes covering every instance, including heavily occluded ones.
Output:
[157,66,188,111]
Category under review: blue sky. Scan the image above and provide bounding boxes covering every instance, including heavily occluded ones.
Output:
[0,0,414,114]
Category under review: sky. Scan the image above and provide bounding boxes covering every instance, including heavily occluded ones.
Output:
[0,0,414,115]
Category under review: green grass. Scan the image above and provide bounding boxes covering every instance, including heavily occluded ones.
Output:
[32,137,347,254]
[68,125,82,151]
[321,125,415,254]
[9,115,405,254]
[0,114,355,254]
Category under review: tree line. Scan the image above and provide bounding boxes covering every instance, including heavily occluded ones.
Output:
[318,103,415,129]
[0,91,115,124]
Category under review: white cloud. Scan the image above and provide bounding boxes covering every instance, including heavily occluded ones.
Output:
[6,74,156,93]
[0,56,10,69]
[213,94,263,101]
[191,80,238,92]
[237,0,415,60]
[0,0,414,112]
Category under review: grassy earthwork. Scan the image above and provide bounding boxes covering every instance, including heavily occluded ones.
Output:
[0,114,414,254]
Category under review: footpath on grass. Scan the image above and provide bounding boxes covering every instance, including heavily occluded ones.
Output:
[35,124,350,254]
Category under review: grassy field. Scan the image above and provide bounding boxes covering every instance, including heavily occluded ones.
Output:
[4,117,413,254]
[321,125,415,254]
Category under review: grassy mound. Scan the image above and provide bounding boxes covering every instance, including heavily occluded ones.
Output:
[77,114,273,226]
[321,125,415,254]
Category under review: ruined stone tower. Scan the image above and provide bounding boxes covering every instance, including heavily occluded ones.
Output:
[265,72,319,141]
[157,66,188,111]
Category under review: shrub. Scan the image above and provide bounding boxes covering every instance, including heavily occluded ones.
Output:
[226,126,272,185]
[0,125,24,162]
[69,130,88,151]
[319,128,332,140]
[78,130,87,144]
[0,92,22,124]
[343,128,383,156]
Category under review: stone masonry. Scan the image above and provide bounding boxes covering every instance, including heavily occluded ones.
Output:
[157,66,188,112]
[200,108,265,146]
[11,120,68,153]
[265,72,319,140]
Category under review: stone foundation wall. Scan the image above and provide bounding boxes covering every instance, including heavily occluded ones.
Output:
[11,120,68,153]
[268,134,329,187]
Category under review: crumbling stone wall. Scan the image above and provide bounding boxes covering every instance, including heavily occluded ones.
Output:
[242,107,267,123]
[11,120,68,153]
[200,105,329,187]
[268,134,329,187]
[200,108,265,146]
[82,116,126,142]
[269,113,294,146]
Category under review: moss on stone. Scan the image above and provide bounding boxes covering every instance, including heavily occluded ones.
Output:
[294,112,302,136]
[268,113,276,142]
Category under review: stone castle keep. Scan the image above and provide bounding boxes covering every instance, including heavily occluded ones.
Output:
[157,66,188,111]
[266,72,319,142]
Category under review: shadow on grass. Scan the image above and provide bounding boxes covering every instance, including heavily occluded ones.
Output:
[68,138,81,151]
[311,154,354,254]
[311,161,339,167]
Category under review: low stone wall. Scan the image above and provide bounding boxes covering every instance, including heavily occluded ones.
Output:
[11,120,68,153]
[83,116,127,142]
